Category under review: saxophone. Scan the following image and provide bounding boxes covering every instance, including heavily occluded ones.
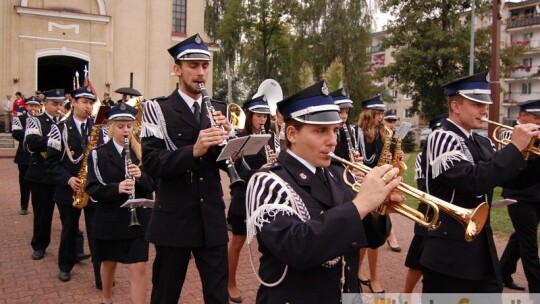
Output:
[72,123,102,208]
[392,137,408,175]
[377,124,393,167]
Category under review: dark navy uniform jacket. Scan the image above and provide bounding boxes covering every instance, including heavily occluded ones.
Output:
[420,119,540,282]
[86,140,155,240]
[45,116,94,205]
[24,113,58,184]
[246,152,388,304]
[141,90,229,248]
[12,113,31,166]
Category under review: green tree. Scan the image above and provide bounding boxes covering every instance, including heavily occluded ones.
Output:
[378,0,526,121]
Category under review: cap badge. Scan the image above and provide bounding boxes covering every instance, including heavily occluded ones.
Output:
[120,103,127,110]
[486,72,490,82]
[55,89,60,95]
[341,88,347,96]
[86,87,92,92]
[321,82,329,96]
[195,34,202,44]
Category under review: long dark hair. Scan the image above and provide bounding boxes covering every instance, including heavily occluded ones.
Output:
[244,111,271,135]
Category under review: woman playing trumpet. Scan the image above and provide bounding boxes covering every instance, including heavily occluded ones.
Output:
[227,96,276,303]
[85,103,155,304]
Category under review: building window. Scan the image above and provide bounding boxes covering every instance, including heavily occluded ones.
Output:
[523,58,533,66]
[524,32,533,41]
[404,93,410,99]
[522,83,531,94]
[172,0,186,34]
[392,90,398,98]
[405,109,413,118]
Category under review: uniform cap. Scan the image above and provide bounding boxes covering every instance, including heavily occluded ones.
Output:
[168,33,210,61]
[443,70,492,104]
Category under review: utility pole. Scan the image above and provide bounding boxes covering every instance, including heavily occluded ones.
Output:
[489,0,502,138]
[469,0,476,75]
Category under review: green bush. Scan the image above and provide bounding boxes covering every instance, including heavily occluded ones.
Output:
[401,131,416,152]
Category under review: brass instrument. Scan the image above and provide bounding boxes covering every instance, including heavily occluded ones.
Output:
[482,118,540,160]
[198,83,244,188]
[328,152,489,242]
[124,135,141,227]
[72,121,102,208]
[392,137,407,174]
[260,124,275,164]
[342,124,358,161]
[377,124,393,167]
[229,103,246,131]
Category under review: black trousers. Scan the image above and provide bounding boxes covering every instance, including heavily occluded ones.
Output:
[150,244,228,304]
[506,201,540,292]
[499,232,520,282]
[57,202,100,283]
[18,164,31,211]
[421,266,502,293]
[29,182,56,251]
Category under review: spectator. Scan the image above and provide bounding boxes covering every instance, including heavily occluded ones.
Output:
[12,92,26,117]
[3,94,13,132]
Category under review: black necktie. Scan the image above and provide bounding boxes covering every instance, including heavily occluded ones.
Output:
[81,122,87,146]
[315,167,329,188]
[193,102,201,125]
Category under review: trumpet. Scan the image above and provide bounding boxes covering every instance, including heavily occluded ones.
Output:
[328,152,489,242]
[260,124,275,164]
[481,118,540,160]
[198,83,244,188]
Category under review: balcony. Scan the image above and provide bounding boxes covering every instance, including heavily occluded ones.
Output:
[506,65,540,79]
[507,15,540,29]
[504,93,538,104]
[371,44,384,53]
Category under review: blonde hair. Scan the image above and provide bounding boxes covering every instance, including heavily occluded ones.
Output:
[107,120,142,164]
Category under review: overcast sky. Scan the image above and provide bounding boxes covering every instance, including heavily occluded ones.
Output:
[374,11,392,31]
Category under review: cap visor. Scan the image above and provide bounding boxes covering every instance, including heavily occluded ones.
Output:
[292,111,342,125]
[460,93,492,104]
[250,108,271,114]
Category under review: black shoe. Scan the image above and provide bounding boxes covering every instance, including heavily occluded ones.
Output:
[31,250,45,260]
[20,209,28,215]
[228,292,243,303]
[387,240,402,252]
[76,253,91,262]
[58,271,71,282]
[503,281,526,291]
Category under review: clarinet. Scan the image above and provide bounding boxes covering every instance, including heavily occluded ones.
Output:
[260,124,275,164]
[124,136,140,227]
[342,124,358,162]
[198,83,244,188]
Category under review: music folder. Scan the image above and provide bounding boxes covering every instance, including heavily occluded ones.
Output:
[217,134,271,161]
[120,198,155,208]
[491,198,517,208]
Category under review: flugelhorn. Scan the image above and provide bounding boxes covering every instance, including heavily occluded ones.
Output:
[328,152,489,242]
[198,83,244,188]
[481,117,540,160]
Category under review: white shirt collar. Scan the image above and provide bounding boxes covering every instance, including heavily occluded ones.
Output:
[112,138,124,155]
[286,149,317,174]
[447,118,473,138]
[177,89,202,111]
[73,117,89,134]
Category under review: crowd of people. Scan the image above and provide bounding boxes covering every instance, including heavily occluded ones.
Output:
[5,32,540,304]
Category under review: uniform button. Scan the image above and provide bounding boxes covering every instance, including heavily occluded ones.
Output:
[350,242,358,248]
[320,210,324,214]
[347,266,350,271]
[199,177,203,181]
[200,198,204,203]
[178,133,182,136]
[443,231,447,236]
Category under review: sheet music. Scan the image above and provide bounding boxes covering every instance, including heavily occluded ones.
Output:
[120,198,155,208]
[492,198,517,208]
[217,134,271,161]
[395,122,412,140]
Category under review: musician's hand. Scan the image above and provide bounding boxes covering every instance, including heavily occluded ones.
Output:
[127,164,141,180]
[351,168,365,182]
[353,152,363,163]
[212,110,232,133]
[68,177,82,192]
[119,179,135,195]
[353,164,401,219]
[511,123,540,152]
[193,127,229,158]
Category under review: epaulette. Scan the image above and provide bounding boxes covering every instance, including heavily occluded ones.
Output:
[151,96,168,102]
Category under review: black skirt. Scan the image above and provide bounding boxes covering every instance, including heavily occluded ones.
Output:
[94,236,149,264]
[404,234,424,270]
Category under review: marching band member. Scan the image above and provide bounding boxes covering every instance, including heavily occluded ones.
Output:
[403,113,447,294]
[86,103,155,304]
[227,96,276,303]
[420,71,540,293]
[245,81,402,303]
[12,96,40,216]
[330,88,360,162]
[354,95,388,294]
[46,86,101,287]
[141,33,231,304]
[24,91,64,260]
[499,99,540,292]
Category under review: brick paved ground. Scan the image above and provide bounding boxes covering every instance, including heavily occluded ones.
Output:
[0,147,528,303]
